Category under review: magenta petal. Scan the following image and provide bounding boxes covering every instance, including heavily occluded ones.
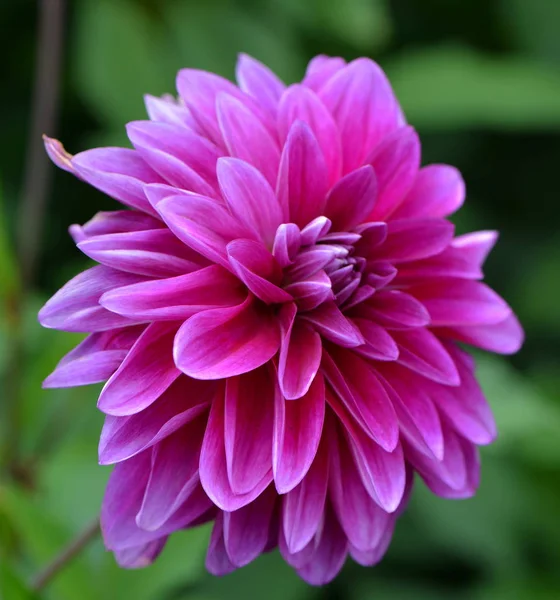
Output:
[276,120,329,227]
[273,373,325,492]
[224,367,274,495]
[200,388,272,511]
[296,505,348,586]
[346,427,406,513]
[217,93,280,186]
[71,148,162,216]
[156,193,249,268]
[144,94,195,129]
[392,164,465,220]
[114,538,167,569]
[77,229,201,278]
[206,514,237,576]
[330,425,393,552]
[410,279,511,326]
[272,223,301,268]
[319,58,403,173]
[38,266,145,333]
[302,55,346,91]
[44,348,125,388]
[302,302,364,347]
[324,165,377,231]
[369,126,420,220]
[438,312,524,355]
[223,485,277,567]
[393,328,460,386]
[282,436,329,553]
[352,318,399,361]
[227,239,292,304]
[378,218,455,263]
[218,157,283,246]
[323,350,399,452]
[100,265,245,321]
[44,136,75,173]
[99,377,213,464]
[98,323,180,416]
[136,421,204,530]
[284,271,333,311]
[380,366,444,460]
[356,290,430,330]
[70,210,163,242]
[278,306,322,400]
[236,54,285,117]
[278,85,342,185]
[174,296,280,380]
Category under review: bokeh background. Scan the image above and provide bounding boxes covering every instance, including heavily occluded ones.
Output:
[1,0,560,598]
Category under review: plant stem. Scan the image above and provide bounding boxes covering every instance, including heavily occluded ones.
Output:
[31,519,100,591]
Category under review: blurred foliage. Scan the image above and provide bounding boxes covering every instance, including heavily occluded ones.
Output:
[0,0,559,599]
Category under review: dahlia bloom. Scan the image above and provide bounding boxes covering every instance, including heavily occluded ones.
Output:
[40,54,523,584]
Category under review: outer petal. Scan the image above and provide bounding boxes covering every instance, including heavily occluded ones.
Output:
[38,266,145,333]
[273,373,325,493]
[174,296,280,380]
[98,322,180,416]
[236,53,285,117]
[302,55,346,91]
[100,265,245,321]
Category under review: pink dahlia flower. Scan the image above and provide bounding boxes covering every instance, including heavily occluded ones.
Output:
[40,54,523,584]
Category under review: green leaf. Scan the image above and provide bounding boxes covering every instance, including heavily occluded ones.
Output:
[386,46,560,130]
[72,0,175,126]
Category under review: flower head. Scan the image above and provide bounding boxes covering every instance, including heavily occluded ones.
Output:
[40,54,523,585]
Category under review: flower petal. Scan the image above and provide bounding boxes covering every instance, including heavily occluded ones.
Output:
[302,302,364,347]
[236,53,285,117]
[174,296,280,380]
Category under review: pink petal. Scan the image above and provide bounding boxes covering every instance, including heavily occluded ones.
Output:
[281,435,329,553]
[393,328,460,386]
[330,424,393,552]
[296,506,348,586]
[206,514,237,576]
[69,210,163,243]
[395,231,499,284]
[44,136,75,173]
[136,421,204,530]
[100,265,245,321]
[391,164,465,220]
[38,266,145,332]
[71,148,163,216]
[174,295,280,380]
[278,305,322,400]
[284,271,333,311]
[368,126,420,220]
[156,193,249,268]
[224,367,274,495]
[236,53,285,118]
[377,218,455,263]
[352,318,399,361]
[324,165,378,231]
[323,350,399,452]
[99,376,214,464]
[437,312,524,355]
[144,94,195,129]
[272,223,301,268]
[346,426,406,513]
[409,279,512,326]
[302,55,347,91]
[223,485,277,567]
[77,229,202,278]
[217,157,283,246]
[217,93,280,186]
[273,373,325,492]
[302,302,364,347]
[200,388,272,511]
[319,58,404,173]
[277,85,342,184]
[300,216,332,245]
[379,365,444,460]
[114,538,167,569]
[276,121,329,227]
[126,120,221,196]
[354,290,430,330]
[98,323,180,416]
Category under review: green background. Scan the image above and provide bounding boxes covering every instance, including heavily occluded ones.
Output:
[1,0,559,598]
